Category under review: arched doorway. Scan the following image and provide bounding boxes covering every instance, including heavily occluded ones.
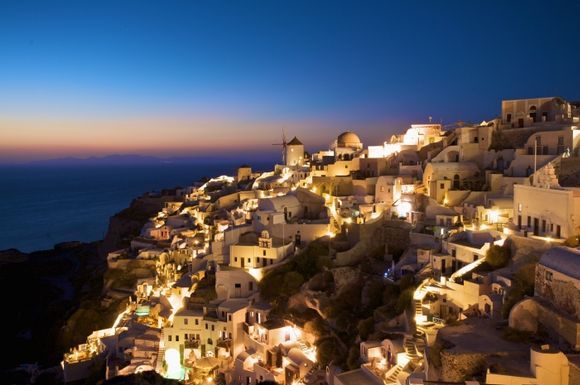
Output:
[453,174,460,190]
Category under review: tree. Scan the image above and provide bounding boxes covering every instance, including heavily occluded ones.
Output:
[395,288,414,314]
[283,271,305,293]
[317,338,337,367]
[486,245,511,269]
[502,264,535,317]
[347,345,360,370]
[357,317,375,340]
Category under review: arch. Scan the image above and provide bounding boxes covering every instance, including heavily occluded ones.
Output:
[453,174,460,190]
[445,149,459,162]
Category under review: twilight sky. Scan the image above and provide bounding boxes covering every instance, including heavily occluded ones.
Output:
[1,0,579,162]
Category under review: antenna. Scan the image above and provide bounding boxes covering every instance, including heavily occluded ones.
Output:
[271,129,287,164]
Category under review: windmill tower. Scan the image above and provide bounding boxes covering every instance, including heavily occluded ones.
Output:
[272,130,287,165]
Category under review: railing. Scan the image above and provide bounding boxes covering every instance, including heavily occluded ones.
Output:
[184,339,199,349]
[217,338,232,348]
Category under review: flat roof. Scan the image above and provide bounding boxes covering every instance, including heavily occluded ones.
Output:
[335,368,383,385]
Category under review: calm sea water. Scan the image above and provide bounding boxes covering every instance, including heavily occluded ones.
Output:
[0,162,271,252]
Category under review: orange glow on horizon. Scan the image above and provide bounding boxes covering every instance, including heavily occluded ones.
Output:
[0,115,340,161]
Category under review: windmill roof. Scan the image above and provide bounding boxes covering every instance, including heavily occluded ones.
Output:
[287,136,303,145]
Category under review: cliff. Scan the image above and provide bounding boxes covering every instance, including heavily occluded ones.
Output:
[1,191,179,382]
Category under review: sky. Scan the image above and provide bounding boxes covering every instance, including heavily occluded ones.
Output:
[1,0,579,163]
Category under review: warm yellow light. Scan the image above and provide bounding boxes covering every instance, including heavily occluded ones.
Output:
[488,210,499,224]
[248,268,264,282]
[396,201,412,218]
[326,231,335,238]
[164,349,181,377]
[344,217,353,224]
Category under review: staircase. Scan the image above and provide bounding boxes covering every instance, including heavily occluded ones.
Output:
[414,332,426,357]
[155,330,166,373]
[403,336,419,360]
[414,299,423,318]
[384,364,403,384]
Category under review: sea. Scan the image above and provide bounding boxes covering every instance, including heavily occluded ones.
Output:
[0,162,273,252]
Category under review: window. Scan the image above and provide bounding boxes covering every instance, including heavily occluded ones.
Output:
[440,183,444,189]
[195,318,199,325]
[234,257,238,262]
[228,314,232,321]
[235,283,241,288]
[247,258,251,263]
[184,333,188,339]
[557,136,565,154]
[545,271,553,282]
[208,338,213,345]
[175,335,179,342]
[263,250,266,256]
[211,325,215,331]
[168,335,172,342]
[205,323,208,330]
[222,311,226,318]
[473,254,478,262]
[506,113,511,123]
[184,318,188,325]
[249,281,254,291]
[257,257,260,263]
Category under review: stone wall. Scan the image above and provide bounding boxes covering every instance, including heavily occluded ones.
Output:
[536,265,580,320]
[336,215,411,266]
[439,351,487,382]
[510,297,580,350]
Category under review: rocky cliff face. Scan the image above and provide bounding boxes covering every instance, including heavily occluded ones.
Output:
[0,242,102,372]
[101,193,177,256]
[2,191,179,382]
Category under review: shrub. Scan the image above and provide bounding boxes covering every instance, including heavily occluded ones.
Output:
[364,280,385,311]
[346,345,360,370]
[502,263,535,317]
[283,271,305,293]
[486,245,511,269]
[357,317,375,340]
[395,288,414,315]
[398,275,415,291]
[316,338,337,367]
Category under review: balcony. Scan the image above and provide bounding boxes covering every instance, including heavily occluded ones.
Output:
[217,337,232,349]
[184,339,200,349]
